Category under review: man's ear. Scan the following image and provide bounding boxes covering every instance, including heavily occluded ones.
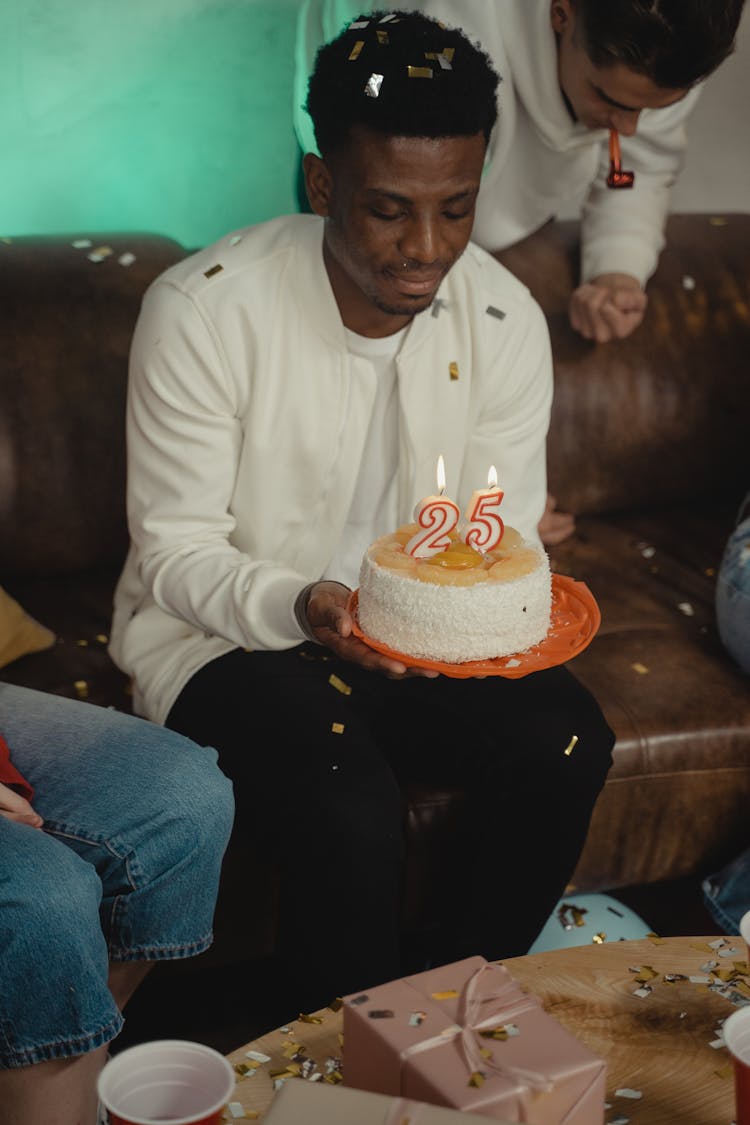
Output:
[303,152,334,218]
[550,0,574,35]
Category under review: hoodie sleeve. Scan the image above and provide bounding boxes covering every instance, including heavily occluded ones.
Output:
[580,85,703,286]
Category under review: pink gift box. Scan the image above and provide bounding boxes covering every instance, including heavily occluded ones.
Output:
[265,1074,513,1124]
[342,956,606,1124]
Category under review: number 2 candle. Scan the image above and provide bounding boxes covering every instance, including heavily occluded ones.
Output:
[405,455,460,558]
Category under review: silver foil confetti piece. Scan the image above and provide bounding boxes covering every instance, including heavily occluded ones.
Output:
[683,275,696,290]
[350,994,369,1005]
[227,1102,245,1118]
[486,305,506,319]
[609,1117,630,1125]
[633,985,652,998]
[230,234,243,246]
[379,12,398,21]
[118,252,136,267]
[72,238,92,248]
[87,245,113,262]
[364,72,384,97]
[678,601,694,616]
[615,1089,643,1099]
[348,19,370,28]
[431,297,447,317]
[689,975,711,984]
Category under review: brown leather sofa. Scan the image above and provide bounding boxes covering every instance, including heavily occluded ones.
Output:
[2,216,749,963]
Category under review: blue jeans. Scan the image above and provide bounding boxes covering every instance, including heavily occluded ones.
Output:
[716,491,750,674]
[0,684,234,1068]
[703,844,750,934]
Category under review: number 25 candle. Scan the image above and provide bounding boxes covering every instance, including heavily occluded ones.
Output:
[463,465,505,553]
[405,455,460,558]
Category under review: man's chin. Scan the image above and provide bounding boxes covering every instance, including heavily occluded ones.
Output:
[372,291,435,318]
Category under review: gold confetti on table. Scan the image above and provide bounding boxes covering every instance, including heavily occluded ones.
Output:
[328,673,352,695]
[563,734,579,756]
[631,662,649,674]
[331,722,345,734]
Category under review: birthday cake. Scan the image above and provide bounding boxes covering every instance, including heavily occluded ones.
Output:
[357,523,552,664]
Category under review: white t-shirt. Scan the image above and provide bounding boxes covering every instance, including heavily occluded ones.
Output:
[323,323,409,588]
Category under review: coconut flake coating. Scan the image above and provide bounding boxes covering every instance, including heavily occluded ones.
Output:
[357,534,552,663]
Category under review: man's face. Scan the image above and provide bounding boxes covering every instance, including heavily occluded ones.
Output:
[551,0,689,135]
[304,126,486,336]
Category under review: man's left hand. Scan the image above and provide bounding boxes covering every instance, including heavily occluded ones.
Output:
[569,273,647,343]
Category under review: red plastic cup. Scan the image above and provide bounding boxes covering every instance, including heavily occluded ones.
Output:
[723,1008,750,1125]
[97,1039,236,1125]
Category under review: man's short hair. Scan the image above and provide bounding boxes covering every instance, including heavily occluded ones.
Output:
[577,0,746,89]
[305,9,499,156]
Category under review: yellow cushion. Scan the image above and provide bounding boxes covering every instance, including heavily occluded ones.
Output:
[0,585,56,669]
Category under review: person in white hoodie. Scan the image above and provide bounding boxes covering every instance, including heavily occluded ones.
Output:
[295,1,745,543]
[111,10,614,1013]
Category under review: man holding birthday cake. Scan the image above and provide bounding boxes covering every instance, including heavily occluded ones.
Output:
[109,10,615,1012]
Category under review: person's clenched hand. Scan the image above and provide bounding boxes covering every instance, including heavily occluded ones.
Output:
[569,273,647,343]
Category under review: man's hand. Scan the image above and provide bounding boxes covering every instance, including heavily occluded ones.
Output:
[305,580,439,678]
[538,493,575,546]
[0,781,43,827]
[569,273,647,343]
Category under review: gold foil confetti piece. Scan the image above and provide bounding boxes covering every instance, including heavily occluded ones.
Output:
[431,990,459,1000]
[485,305,506,320]
[328,673,352,695]
[324,1071,343,1084]
[563,734,579,756]
[592,932,606,944]
[734,960,750,975]
[449,361,459,381]
[634,966,658,983]
[77,638,89,647]
[376,29,389,44]
[615,1088,642,1099]
[88,245,114,263]
[204,264,223,278]
[338,1032,344,1047]
[677,601,694,616]
[331,722,345,734]
[631,662,649,675]
[364,73,384,98]
[557,902,588,930]
[407,65,433,78]
[282,1043,300,1058]
[480,1047,493,1060]
[709,216,728,226]
[715,1063,733,1078]
[329,997,343,1011]
[348,39,364,60]
[118,252,136,267]
[298,1012,324,1024]
[647,932,663,944]
[234,1063,252,1077]
[715,968,740,983]
[369,1009,395,1019]
[479,1024,518,1040]
[96,633,108,643]
[245,1050,270,1063]
[692,942,715,953]
[705,566,716,577]
[468,1071,485,1088]
[74,680,89,699]
[269,1068,295,1079]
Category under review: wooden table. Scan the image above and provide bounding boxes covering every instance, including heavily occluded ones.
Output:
[224,935,745,1123]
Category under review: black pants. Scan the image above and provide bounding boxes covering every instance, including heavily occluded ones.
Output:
[167,645,614,1010]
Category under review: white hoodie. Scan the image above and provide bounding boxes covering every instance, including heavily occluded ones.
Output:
[294,0,701,285]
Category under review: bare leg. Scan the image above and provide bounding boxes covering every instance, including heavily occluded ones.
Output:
[0,961,154,1125]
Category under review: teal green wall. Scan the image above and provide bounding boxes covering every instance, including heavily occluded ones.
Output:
[0,1,302,248]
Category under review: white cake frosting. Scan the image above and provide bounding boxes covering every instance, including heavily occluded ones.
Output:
[357,524,552,664]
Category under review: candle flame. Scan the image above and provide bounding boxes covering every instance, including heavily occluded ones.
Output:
[488,465,498,488]
[437,454,446,495]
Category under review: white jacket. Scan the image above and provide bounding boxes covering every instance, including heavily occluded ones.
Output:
[294,0,701,285]
[110,215,552,724]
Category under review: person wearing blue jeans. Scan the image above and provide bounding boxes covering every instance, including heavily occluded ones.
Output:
[702,492,750,933]
[0,682,234,1125]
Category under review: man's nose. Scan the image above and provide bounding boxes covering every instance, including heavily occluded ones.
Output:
[399,217,444,265]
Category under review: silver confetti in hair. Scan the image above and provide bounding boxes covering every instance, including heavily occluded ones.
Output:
[364,72,384,98]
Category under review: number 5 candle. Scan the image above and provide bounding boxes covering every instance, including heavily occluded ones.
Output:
[463,465,505,553]
[405,455,460,558]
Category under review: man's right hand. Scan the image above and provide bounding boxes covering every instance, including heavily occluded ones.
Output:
[305,580,439,678]
[0,781,43,828]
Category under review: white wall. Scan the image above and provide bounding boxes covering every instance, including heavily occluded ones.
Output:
[671,4,750,213]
